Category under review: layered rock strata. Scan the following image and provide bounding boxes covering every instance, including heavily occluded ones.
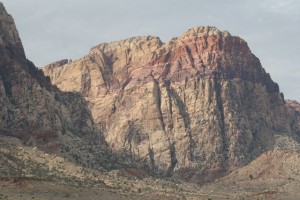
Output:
[43,25,298,180]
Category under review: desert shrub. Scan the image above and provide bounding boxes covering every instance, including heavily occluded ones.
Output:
[249,174,254,180]
[64,193,71,198]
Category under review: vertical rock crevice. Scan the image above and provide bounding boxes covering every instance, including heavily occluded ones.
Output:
[169,86,196,161]
[166,140,178,176]
[80,65,92,97]
[213,73,228,162]
[184,45,196,68]
[152,76,166,132]
[163,79,173,128]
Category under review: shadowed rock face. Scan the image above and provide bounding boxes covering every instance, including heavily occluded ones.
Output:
[0,3,110,168]
[286,100,300,135]
[43,25,298,181]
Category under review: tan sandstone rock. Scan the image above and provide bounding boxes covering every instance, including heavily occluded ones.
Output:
[43,25,298,181]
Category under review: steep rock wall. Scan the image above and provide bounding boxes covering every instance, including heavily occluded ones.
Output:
[43,26,297,181]
[0,3,110,169]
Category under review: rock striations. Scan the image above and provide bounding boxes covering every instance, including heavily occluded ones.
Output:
[43,26,299,181]
[0,3,110,168]
[0,1,299,184]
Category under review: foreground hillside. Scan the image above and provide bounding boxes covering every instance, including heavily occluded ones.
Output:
[1,134,300,199]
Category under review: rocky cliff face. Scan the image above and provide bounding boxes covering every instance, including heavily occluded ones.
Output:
[0,3,110,168]
[287,100,300,135]
[43,26,298,181]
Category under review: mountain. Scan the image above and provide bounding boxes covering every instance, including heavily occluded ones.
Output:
[0,2,110,169]
[1,2,300,199]
[43,26,300,181]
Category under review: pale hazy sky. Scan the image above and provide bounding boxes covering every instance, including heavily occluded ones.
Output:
[2,0,300,100]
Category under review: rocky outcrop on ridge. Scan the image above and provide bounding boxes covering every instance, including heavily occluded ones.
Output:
[43,25,299,181]
[0,2,110,168]
[286,100,300,135]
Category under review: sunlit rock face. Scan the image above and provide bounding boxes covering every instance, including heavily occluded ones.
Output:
[43,25,297,181]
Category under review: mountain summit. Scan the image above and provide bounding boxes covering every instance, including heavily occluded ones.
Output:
[1,2,300,198]
[43,25,299,181]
